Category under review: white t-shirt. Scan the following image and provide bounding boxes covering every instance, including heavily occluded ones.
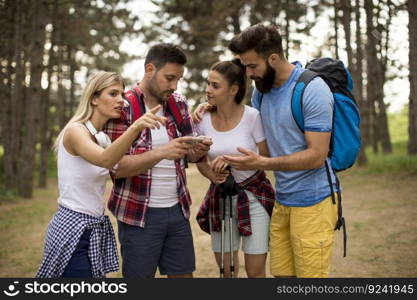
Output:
[149,108,178,207]
[197,105,266,183]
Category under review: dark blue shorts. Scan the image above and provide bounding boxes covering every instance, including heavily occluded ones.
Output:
[118,203,195,278]
[62,229,92,278]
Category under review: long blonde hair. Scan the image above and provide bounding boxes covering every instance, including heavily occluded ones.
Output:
[53,71,124,152]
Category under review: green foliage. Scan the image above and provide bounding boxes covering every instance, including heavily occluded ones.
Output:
[0,150,17,203]
[0,185,18,204]
[143,0,313,108]
[388,108,408,144]
[363,143,417,174]
[34,148,58,179]
[358,109,417,174]
[53,0,140,74]
[0,164,18,204]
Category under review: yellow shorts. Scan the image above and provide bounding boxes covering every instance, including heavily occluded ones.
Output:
[269,195,338,278]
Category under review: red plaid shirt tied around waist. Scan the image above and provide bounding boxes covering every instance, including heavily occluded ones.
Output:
[196,170,275,236]
[103,86,197,228]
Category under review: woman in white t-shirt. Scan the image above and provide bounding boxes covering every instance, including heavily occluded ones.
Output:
[194,60,275,278]
[36,72,166,278]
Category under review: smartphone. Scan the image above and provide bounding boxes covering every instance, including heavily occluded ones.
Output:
[184,137,206,144]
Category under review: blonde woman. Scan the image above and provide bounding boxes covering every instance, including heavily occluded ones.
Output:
[36,72,166,278]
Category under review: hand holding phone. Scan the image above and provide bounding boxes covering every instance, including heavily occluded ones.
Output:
[185,136,212,145]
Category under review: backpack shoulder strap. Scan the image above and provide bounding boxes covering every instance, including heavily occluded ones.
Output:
[126,88,146,122]
[167,95,189,168]
[167,95,185,134]
[258,92,264,109]
[291,69,319,132]
[250,88,263,110]
[254,89,264,111]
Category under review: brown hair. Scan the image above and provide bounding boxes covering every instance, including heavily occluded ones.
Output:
[145,43,187,69]
[229,23,284,58]
[211,59,246,104]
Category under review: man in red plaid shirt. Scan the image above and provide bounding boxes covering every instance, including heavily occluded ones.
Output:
[104,44,211,278]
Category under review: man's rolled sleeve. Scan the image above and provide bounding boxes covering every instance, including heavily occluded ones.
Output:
[302,77,334,133]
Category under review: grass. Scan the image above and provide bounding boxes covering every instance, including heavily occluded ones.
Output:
[356,109,417,175]
[0,179,58,277]
[0,185,18,204]
[362,143,417,174]
[389,108,408,144]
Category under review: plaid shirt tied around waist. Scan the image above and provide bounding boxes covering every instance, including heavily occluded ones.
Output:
[36,205,119,278]
[196,170,275,236]
[103,86,197,228]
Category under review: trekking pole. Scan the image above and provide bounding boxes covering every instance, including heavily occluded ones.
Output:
[220,192,226,278]
[219,166,238,278]
[228,189,235,278]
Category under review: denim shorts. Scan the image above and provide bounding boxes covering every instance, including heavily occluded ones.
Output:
[210,191,270,254]
[117,203,195,278]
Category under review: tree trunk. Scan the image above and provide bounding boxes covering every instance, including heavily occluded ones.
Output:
[375,78,392,153]
[230,10,241,35]
[340,0,353,68]
[374,0,392,154]
[355,0,369,147]
[284,0,290,59]
[353,0,368,165]
[6,1,24,190]
[55,6,67,131]
[39,2,57,188]
[408,0,417,154]
[365,0,385,154]
[0,1,14,179]
[18,0,48,198]
[340,0,367,165]
[57,49,67,130]
[371,100,379,153]
[38,88,51,188]
[334,0,339,59]
[68,47,76,117]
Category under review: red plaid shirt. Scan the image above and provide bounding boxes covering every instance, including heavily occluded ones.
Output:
[196,170,275,236]
[103,86,197,227]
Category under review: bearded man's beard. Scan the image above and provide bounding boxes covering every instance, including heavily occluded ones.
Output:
[149,77,174,103]
[252,64,276,94]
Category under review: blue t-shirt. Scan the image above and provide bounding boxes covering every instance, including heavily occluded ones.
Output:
[252,62,339,207]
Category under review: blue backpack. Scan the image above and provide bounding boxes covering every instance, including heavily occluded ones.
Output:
[291,58,361,172]
[295,58,361,257]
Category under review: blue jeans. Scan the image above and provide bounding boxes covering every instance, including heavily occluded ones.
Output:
[118,203,195,278]
[62,229,92,278]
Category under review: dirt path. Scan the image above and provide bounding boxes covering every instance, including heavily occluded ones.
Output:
[0,165,416,277]
[185,166,417,278]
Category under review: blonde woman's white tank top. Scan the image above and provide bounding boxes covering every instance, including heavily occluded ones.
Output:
[57,128,109,217]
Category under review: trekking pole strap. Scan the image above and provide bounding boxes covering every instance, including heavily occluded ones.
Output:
[342,217,347,257]
[325,161,336,205]
[229,193,234,277]
[325,160,347,257]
